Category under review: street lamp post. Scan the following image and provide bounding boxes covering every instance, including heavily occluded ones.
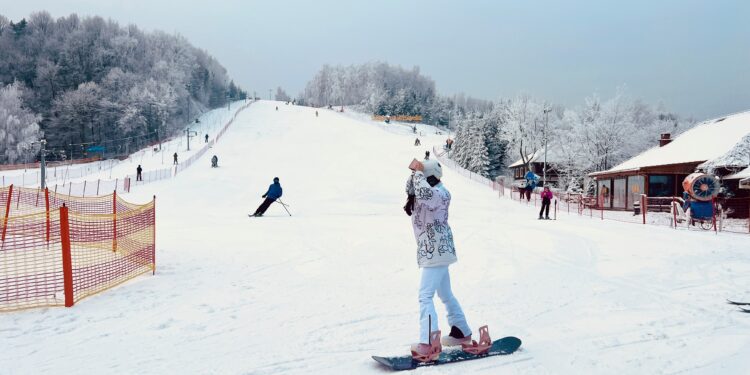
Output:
[185,127,197,151]
[542,107,551,187]
[186,83,191,124]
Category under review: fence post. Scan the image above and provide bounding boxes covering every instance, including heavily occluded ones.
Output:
[641,194,647,224]
[112,190,117,252]
[672,198,677,229]
[96,179,100,196]
[60,204,74,307]
[2,184,14,242]
[45,188,50,242]
[82,180,87,197]
[152,195,156,275]
[712,196,717,234]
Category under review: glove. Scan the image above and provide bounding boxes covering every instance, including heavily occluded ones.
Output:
[403,194,415,216]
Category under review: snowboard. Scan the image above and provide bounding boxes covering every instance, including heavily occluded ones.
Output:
[372,336,522,371]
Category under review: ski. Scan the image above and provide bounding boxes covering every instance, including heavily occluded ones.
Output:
[726,299,750,306]
[739,307,750,313]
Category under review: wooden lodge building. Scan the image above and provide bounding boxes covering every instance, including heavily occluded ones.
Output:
[509,146,561,188]
[589,111,750,211]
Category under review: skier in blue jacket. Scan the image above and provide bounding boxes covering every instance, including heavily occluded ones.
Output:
[252,177,283,217]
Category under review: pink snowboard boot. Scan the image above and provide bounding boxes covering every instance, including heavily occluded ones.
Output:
[410,331,442,362]
[461,325,492,355]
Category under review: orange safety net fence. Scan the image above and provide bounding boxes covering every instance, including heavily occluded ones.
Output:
[0,185,155,312]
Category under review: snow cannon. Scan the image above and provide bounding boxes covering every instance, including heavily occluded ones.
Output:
[682,173,720,201]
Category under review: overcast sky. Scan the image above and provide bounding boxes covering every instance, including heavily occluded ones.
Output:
[4,0,749,120]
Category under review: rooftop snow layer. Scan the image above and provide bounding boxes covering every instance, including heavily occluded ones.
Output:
[599,110,750,174]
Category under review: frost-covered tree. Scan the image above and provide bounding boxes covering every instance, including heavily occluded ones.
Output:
[0,12,247,161]
[0,82,42,163]
[275,87,291,102]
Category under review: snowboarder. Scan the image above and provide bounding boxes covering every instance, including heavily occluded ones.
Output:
[173,152,178,165]
[414,138,421,146]
[252,177,283,217]
[211,155,218,168]
[524,170,537,202]
[539,186,553,219]
[205,134,209,143]
[404,158,472,362]
[136,165,143,181]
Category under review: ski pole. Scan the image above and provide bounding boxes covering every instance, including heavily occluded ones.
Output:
[276,199,292,216]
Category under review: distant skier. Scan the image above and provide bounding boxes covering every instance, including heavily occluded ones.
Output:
[205,134,209,143]
[252,177,283,217]
[404,158,473,362]
[275,106,278,111]
[136,165,143,181]
[414,138,421,146]
[424,151,430,160]
[315,111,319,117]
[173,152,178,165]
[539,186,553,219]
[524,170,537,202]
[211,155,218,168]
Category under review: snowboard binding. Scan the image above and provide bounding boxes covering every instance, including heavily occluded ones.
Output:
[461,325,492,355]
[410,330,442,362]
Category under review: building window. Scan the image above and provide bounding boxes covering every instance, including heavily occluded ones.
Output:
[598,179,612,208]
[613,178,626,208]
[627,175,644,209]
[648,175,675,197]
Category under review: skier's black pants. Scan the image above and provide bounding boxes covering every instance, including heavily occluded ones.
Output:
[539,198,551,218]
[255,198,276,215]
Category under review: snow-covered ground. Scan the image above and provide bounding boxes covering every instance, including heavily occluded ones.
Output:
[2,101,750,374]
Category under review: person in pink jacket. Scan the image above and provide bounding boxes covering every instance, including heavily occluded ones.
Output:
[539,186,553,220]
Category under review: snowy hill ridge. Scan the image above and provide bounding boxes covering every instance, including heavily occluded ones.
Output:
[2,101,750,374]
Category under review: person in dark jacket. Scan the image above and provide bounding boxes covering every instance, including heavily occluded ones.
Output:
[253,177,283,216]
[136,165,143,181]
[173,152,178,165]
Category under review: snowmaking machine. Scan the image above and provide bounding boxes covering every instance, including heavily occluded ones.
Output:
[677,172,721,228]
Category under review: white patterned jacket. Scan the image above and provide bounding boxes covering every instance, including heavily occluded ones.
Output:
[405,171,457,268]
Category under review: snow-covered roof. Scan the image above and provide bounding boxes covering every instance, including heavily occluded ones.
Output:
[596,110,750,175]
[508,145,564,168]
[725,166,750,180]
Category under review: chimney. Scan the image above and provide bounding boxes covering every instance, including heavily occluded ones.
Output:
[659,133,672,147]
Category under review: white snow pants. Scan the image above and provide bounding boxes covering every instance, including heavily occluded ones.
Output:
[419,265,471,344]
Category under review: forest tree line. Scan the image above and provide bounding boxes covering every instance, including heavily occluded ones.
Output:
[0,12,246,163]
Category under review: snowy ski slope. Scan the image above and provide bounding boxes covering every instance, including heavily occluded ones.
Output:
[2,101,750,374]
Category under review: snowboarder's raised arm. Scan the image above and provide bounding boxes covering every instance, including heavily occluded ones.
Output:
[405,173,416,195]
